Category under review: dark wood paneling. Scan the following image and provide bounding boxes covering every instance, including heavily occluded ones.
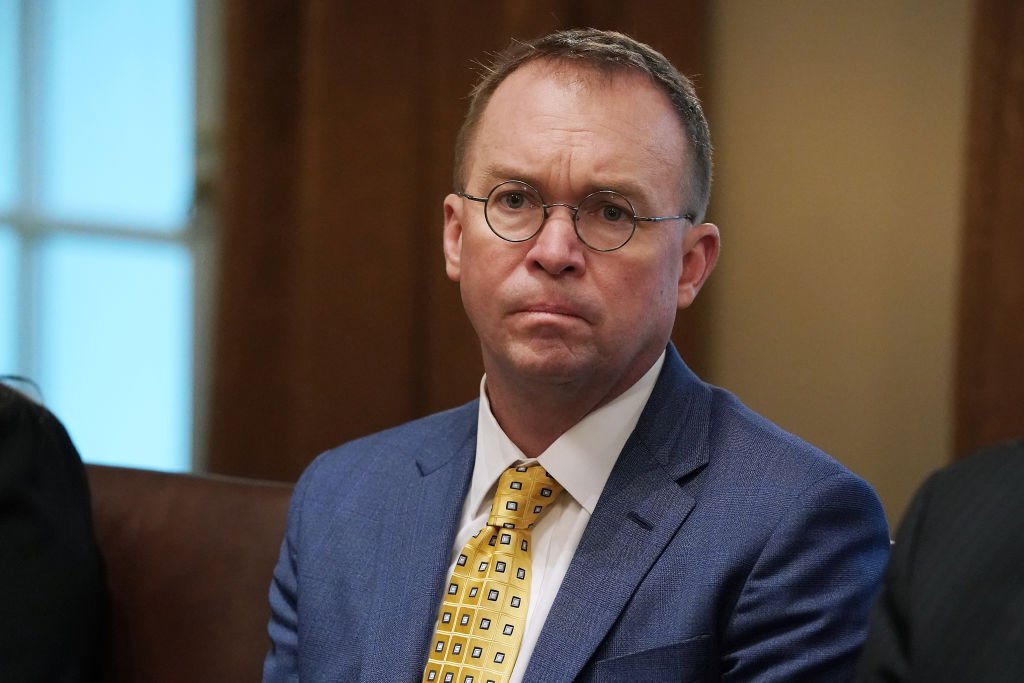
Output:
[955,0,1024,458]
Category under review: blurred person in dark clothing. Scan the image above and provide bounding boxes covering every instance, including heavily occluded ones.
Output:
[1,380,104,682]
[857,439,1024,683]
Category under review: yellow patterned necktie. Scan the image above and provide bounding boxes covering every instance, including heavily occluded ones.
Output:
[423,464,564,683]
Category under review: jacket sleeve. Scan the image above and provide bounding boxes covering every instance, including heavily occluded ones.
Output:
[722,470,891,682]
[262,464,313,683]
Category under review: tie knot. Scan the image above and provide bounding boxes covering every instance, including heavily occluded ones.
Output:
[488,464,563,530]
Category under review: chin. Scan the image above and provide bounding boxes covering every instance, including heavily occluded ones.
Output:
[500,340,601,384]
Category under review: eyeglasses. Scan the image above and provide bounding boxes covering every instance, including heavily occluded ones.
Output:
[457,180,694,252]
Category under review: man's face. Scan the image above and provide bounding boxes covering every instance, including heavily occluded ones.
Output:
[444,60,717,405]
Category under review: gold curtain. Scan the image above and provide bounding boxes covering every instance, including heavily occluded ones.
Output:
[208,1,708,481]
[955,0,1024,457]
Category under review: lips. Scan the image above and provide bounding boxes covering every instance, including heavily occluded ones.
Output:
[523,303,579,316]
[513,301,592,323]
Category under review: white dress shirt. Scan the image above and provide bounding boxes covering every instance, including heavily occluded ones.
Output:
[446,352,665,683]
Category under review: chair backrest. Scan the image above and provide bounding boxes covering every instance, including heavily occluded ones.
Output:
[86,464,293,683]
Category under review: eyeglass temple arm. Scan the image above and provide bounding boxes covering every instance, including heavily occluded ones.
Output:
[635,214,695,223]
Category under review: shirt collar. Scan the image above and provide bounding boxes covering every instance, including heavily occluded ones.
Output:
[472,352,665,517]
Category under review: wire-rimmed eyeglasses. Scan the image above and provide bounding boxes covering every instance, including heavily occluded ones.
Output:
[456,180,694,253]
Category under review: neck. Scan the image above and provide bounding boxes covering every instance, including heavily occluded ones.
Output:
[486,385,591,457]
[484,361,653,457]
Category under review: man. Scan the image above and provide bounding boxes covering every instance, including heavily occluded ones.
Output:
[264,29,889,682]
[857,439,1024,682]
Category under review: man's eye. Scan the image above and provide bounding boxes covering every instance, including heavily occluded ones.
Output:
[601,205,627,221]
[500,192,526,210]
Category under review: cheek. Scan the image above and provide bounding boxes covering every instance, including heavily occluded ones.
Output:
[457,237,514,312]
[623,249,681,305]
[618,255,684,334]
[652,239,684,300]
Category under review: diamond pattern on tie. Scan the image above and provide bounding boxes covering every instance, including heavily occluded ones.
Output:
[423,465,564,683]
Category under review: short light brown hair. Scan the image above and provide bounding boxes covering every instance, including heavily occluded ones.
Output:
[453,28,713,222]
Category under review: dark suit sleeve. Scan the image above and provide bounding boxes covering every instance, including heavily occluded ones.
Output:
[854,476,931,683]
[0,391,105,682]
[723,470,891,682]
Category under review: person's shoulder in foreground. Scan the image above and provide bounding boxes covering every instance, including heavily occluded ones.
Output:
[267,347,890,682]
[857,439,1024,683]
[0,382,105,682]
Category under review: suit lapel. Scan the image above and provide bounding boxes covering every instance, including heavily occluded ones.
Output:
[362,407,478,682]
[524,348,712,682]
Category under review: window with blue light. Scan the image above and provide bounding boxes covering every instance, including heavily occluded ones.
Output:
[0,0,202,472]
[41,0,193,229]
[0,1,17,212]
[38,235,193,469]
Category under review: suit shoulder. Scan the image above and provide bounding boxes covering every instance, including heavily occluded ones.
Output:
[0,386,88,491]
[932,438,1024,492]
[705,384,856,484]
[691,385,889,566]
[909,439,1024,536]
[295,400,478,490]
[1,386,63,445]
[648,352,871,495]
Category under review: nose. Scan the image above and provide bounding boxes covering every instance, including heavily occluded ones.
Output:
[525,205,587,276]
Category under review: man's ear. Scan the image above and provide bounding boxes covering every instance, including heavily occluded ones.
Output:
[442,194,464,282]
[677,222,720,309]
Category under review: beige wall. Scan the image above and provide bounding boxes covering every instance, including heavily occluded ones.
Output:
[703,0,971,525]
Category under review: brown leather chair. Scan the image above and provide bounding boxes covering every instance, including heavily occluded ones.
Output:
[86,465,293,683]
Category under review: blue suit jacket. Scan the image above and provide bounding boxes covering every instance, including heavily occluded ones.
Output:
[264,346,889,681]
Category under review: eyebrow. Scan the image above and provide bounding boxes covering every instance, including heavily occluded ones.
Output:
[476,164,530,189]
[475,164,660,210]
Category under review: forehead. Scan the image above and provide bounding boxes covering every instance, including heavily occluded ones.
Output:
[465,60,688,204]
